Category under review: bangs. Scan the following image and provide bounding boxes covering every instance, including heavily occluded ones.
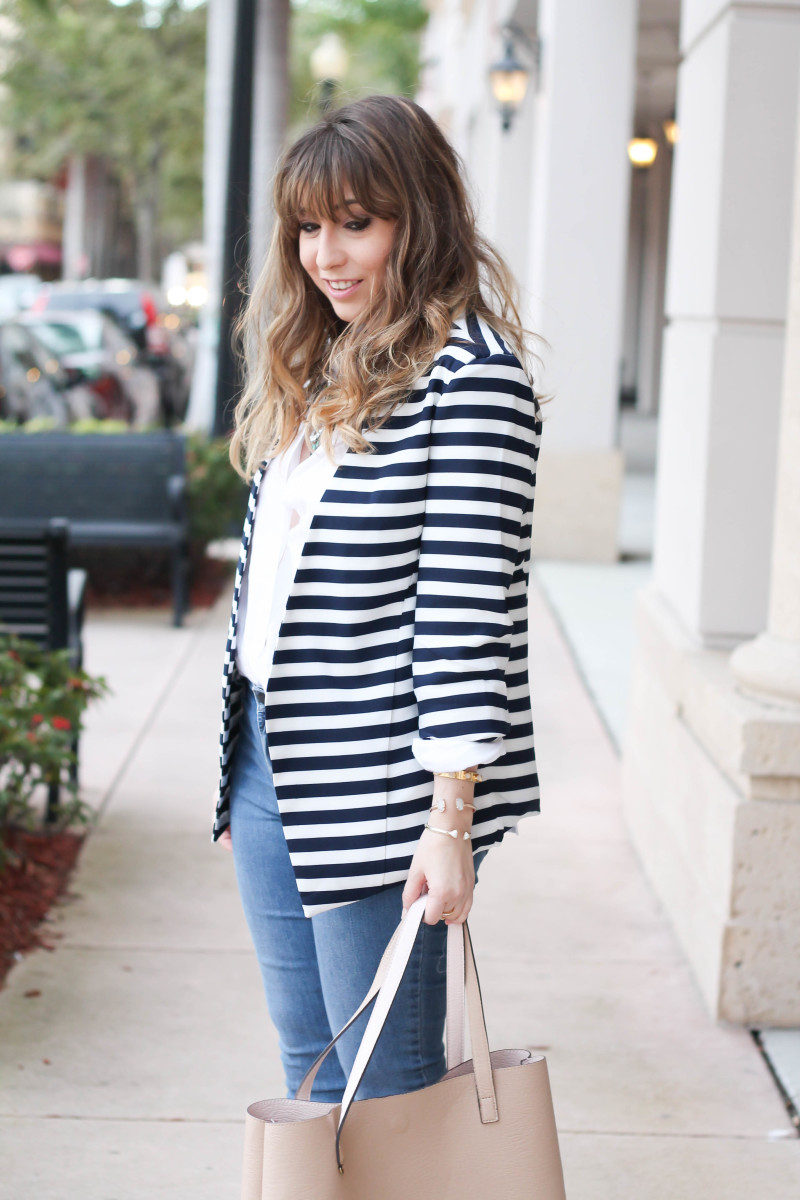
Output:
[277,130,399,232]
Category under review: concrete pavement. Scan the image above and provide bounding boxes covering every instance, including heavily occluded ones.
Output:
[1,579,798,1198]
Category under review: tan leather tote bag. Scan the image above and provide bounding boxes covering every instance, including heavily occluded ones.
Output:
[241,893,567,1199]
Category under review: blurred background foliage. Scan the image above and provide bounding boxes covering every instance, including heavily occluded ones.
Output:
[0,0,429,251]
[0,0,208,248]
[290,0,428,128]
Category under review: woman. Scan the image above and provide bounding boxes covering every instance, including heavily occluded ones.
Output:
[212,94,547,1105]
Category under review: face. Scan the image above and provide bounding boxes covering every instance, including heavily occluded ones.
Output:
[297,194,397,322]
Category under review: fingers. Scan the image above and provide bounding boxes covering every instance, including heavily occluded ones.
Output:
[402,857,477,925]
[425,890,474,926]
[433,865,477,925]
[443,900,469,925]
[425,893,443,927]
[217,828,233,852]
[401,868,426,916]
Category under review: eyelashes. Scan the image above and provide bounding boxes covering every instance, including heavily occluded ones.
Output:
[298,218,372,234]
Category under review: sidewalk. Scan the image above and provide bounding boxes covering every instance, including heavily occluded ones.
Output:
[1,581,799,1198]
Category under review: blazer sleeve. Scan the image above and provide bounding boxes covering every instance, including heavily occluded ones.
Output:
[411,350,540,750]
[411,731,506,774]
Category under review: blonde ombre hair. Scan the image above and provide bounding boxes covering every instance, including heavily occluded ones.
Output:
[229,93,549,480]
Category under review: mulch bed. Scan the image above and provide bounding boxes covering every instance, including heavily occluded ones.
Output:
[78,547,233,611]
[0,825,85,990]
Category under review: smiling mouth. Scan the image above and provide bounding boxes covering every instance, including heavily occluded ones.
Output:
[324,279,363,295]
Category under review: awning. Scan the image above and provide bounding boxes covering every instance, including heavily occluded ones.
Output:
[2,242,62,271]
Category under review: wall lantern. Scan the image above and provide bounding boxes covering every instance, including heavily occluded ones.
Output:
[662,117,679,145]
[489,26,534,133]
[310,33,349,113]
[627,136,658,168]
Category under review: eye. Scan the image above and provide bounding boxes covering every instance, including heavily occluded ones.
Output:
[298,217,372,234]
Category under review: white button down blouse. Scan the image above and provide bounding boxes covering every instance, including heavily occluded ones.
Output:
[235,419,507,775]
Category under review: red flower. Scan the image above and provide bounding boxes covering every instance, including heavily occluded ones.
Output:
[51,716,72,731]
[67,677,85,690]
[26,731,37,742]
[7,649,20,661]
[30,713,44,726]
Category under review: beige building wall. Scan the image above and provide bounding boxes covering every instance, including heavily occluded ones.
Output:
[420,0,800,1026]
[418,0,639,563]
[622,0,800,1024]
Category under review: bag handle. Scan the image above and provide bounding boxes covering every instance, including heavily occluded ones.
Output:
[293,913,407,1102]
[293,896,498,1173]
[333,895,498,1171]
[295,896,468,1105]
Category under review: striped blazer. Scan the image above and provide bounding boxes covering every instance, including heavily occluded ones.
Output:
[212,310,543,917]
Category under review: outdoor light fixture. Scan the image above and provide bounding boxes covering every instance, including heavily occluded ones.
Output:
[662,117,679,145]
[489,25,536,133]
[627,136,658,167]
[310,33,349,112]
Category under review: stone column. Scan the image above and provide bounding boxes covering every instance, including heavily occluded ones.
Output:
[622,0,800,1024]
[651,1,800,644]
[522,0,638,561]
[729,97,800,708]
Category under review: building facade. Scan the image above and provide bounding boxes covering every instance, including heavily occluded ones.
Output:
[419,0,800,1025]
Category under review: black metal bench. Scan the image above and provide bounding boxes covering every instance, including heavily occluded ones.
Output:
[0,431,189,626]
[0,518,87,823]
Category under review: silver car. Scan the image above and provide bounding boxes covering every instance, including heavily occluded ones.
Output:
[19,308,160,427]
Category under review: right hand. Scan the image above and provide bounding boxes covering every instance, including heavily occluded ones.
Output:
[401,825,476,926]
[217,828,233,853]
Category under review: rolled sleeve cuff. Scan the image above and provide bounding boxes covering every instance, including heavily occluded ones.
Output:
[412,734,506,774]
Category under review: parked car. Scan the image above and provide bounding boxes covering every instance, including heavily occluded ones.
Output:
[0,320,95,425]
[19,309,159,426]
[30,278,190,424]
[0,273,43,321]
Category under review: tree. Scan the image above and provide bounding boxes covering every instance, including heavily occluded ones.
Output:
[0,0,207,278]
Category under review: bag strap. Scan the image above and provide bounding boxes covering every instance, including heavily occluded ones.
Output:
[446,912,467,1067]
[295,898,468,1103]
[333,895,498,1172]
[293,913,406,1102]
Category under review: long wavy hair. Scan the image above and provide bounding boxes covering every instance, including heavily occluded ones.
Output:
[229,93,551,480]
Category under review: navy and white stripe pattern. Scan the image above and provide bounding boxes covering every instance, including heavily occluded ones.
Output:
[213,310,543,917]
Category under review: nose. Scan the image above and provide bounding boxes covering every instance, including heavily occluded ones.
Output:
[315,225,346,271]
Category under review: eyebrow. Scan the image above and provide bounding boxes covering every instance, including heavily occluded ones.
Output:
[297,197,361,218]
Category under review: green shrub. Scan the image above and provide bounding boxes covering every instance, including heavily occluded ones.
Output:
[0,633,110,870]
[185,431,250,549]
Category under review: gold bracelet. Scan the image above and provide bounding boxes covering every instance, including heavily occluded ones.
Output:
[424,820,471,841]
[432,768,483,783]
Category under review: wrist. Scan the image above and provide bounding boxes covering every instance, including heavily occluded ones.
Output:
[422,819,473,844]
[431,781,475,815]
[432,765,481,781]
[428,800,474,837]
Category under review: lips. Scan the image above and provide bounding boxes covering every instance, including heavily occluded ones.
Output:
[323,279,363,298]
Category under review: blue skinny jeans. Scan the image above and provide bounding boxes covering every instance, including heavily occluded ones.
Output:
[228,680,489,1103]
